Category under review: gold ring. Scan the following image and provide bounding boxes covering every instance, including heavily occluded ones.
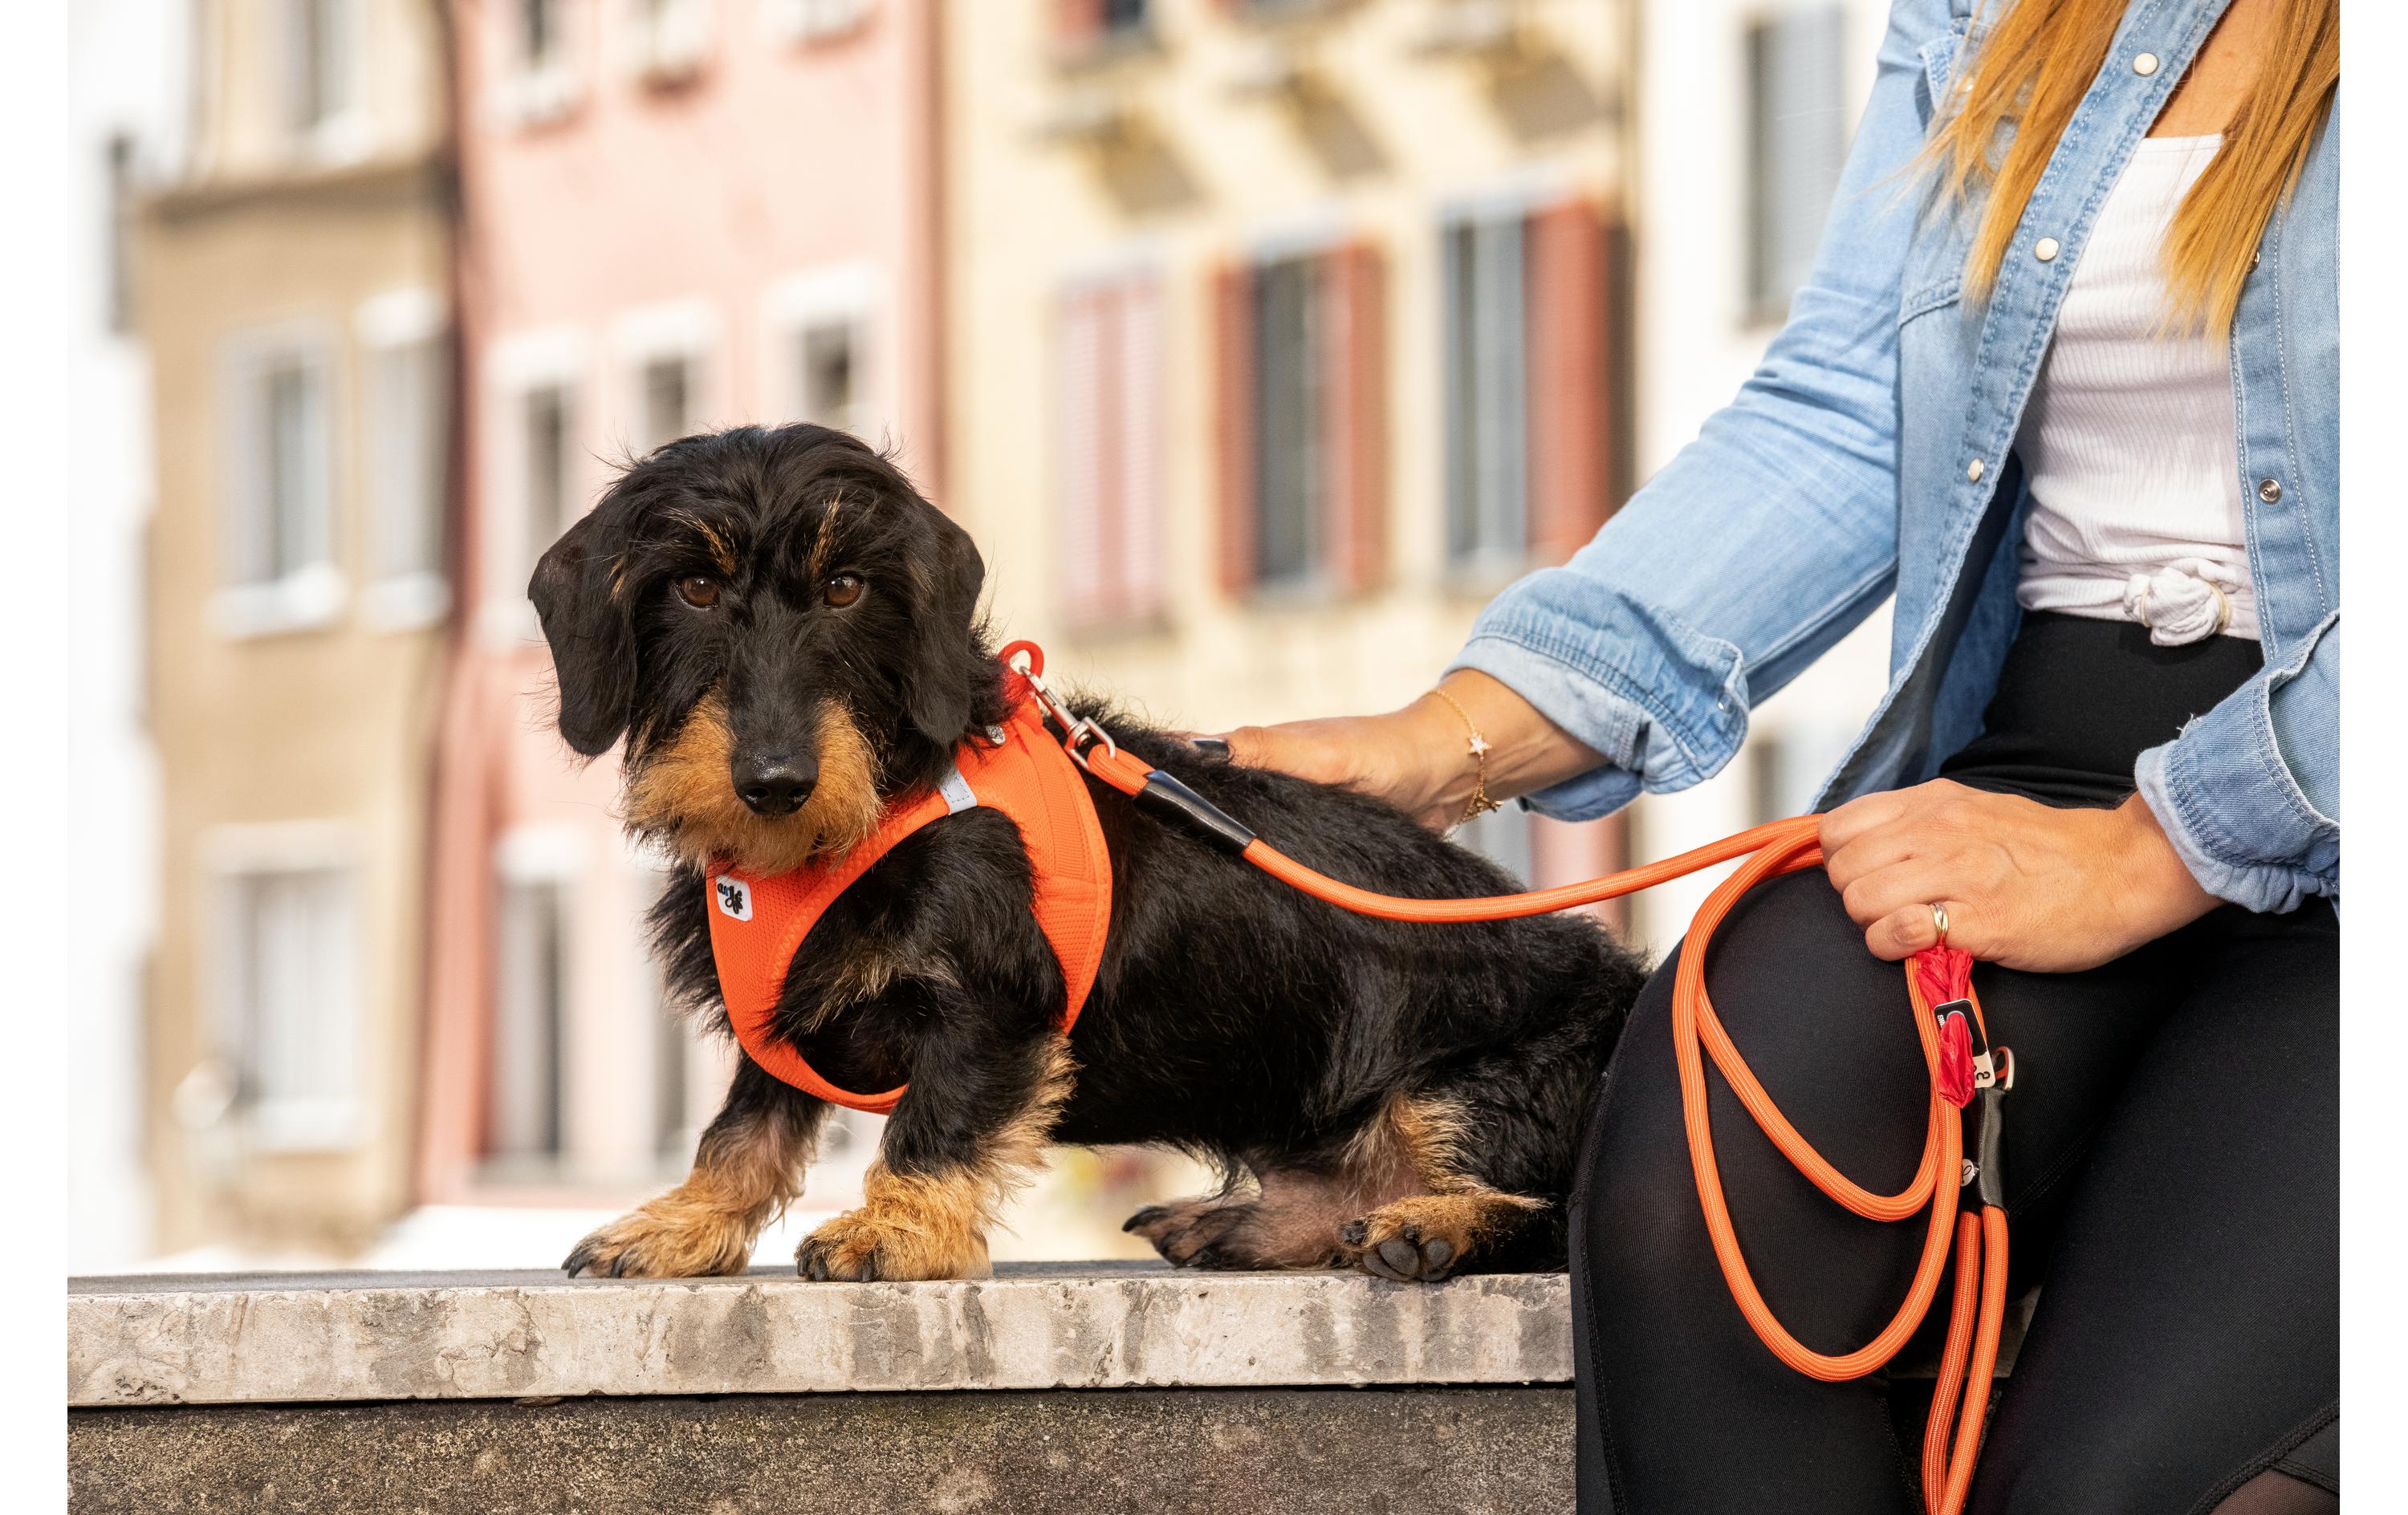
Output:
[1929,902,1950,949]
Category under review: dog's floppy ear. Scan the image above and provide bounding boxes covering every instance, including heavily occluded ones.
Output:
[903,500,987,749]
[530,489,641,758]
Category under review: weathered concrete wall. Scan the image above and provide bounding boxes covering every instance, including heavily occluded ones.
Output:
[71,1263,1572,1407]
[70,1386,1575,1515]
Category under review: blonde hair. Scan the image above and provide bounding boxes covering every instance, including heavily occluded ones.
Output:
[1928,0,2337,333]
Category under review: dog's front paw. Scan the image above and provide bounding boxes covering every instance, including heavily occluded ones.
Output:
[796,1208,990,1281]
[563,1200,756,1279]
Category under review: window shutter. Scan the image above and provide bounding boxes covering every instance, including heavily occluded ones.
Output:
[1117,276,1165,622]
[1213,261,1256,596]
[1056,0,1103,44]
[1320,240,1386,595]
[1525,199,1617,564]
[1057,286,1111,628]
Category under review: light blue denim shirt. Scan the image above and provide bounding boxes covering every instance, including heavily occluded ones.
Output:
[1454,0,2338,914]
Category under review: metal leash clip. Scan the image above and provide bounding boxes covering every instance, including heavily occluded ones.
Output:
[1007,648,1119,770]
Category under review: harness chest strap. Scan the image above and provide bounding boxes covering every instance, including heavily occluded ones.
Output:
[702,693,1113,1115]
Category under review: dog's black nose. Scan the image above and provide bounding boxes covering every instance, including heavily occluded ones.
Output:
[732,754,817,817]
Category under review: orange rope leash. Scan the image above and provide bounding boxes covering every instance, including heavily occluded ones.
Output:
[1036,665,2006,1513]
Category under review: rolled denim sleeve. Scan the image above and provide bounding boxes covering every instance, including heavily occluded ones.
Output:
[2134,611,2340,913]
[1450,0,1955,821]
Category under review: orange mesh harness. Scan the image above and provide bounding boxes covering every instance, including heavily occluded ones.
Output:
[702,646,1111,1115]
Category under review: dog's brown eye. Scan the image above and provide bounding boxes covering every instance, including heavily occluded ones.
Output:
[824,574,864,608]
[677,575,721,609]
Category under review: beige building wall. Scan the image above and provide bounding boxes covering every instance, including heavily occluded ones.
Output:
[141,0,450,1254]
[946,0,1629,856]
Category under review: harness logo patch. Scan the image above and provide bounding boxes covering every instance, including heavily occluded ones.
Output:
[714,877,753,922]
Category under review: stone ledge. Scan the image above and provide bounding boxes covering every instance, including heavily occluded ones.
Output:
[68,1261,1572,1407]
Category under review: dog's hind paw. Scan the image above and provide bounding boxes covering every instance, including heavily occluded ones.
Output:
[1123,1197,1249,1267]
[1339,1192,1547,1283]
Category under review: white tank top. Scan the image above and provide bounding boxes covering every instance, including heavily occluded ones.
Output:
[2013,134,2257,644]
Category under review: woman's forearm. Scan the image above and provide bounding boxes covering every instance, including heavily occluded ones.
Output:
[1218,670,1603,832]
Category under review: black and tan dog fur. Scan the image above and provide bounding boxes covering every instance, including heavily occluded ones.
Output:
[536,424,1643,1285]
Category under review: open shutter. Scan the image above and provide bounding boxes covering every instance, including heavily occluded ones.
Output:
[1058,286,1111,628]
[1056,0,1103,46]
[1525,199,1613,564]
[1117,276,1165,622]
[1214,262,1256,596]
[1320,240,1387,594]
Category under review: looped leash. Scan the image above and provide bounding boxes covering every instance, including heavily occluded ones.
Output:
[1010,640,2015,1513]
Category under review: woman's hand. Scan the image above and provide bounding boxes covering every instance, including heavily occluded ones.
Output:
[1819,780,2221,972]
[1215,671,1605,833]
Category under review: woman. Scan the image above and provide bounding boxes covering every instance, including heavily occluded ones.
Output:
[1224,1,2338,1509]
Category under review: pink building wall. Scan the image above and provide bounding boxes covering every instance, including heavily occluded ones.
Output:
[419,0,942,1203]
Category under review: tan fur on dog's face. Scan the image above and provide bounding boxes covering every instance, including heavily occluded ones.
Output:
[623,691,883,874]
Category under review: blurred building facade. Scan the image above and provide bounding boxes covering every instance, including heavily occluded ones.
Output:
[946,0,1637,908]
[100,0,1902,1269]
[136,0,454,1254]
[415,0,948,1221]
[66,0,184,1271]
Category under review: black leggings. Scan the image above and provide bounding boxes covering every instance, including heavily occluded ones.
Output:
[1569,615,2338,1513]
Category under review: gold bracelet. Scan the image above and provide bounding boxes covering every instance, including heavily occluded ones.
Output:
[1429,687,1503,829]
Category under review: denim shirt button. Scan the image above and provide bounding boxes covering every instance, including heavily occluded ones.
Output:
[2035,237,2061,262]
[2259,477,2283,503]
[1967,457,1986,483]
[2133,52,2161,76]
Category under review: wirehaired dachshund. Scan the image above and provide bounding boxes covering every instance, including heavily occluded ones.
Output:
[536,423,1643,1284]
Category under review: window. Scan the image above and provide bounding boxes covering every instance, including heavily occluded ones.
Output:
[359,291,449,624]
[104,134,136,335]
[628,0,713,83]
[1440,197,1625,574]
[1057,270,1164,630]
[770,0,872,43]
[1214,242,1384,597]
[1745,6,1849,322]
[490,873,569,1168]
[286,0,358,135]
[765,266,881,439]
[1442,215,1528,572]
[217,859,360,1150]
[523,382,576,571]
[521,0,563,69]
[639,354,691,453]
[499,0,582,124]
[219,329,342,635]
[1252,256,1324,587]
[798,322,860,433]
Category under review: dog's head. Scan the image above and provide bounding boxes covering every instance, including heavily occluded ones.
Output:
[531,424,1003,874]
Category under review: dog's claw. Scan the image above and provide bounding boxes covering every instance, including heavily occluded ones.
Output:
[1124,1205,1169,1234]
[562,1245,592,1277]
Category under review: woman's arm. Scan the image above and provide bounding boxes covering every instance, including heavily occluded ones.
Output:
[1220,670,1603,833]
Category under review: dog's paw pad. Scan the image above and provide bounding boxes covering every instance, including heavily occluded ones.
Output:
[1340,1203,1498,1284]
